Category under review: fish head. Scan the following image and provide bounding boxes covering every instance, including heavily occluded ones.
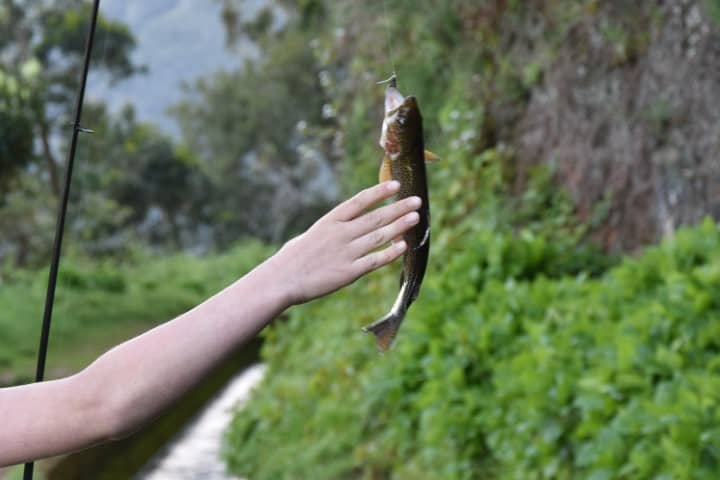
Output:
[379,84,404,150]
[380,86,422,156]
[396,96,421,132]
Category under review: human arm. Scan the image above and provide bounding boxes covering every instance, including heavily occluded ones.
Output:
[0,181,421,466]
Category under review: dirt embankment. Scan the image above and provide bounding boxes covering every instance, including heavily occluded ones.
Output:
[516,0,720,252]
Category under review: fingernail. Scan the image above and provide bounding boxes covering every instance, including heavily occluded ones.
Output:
[407,196,422,208]
[405,212,419,224]
[387,180,400,191]
[395,240,407,251]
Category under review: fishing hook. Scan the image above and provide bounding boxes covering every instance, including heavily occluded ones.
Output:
[377,73,397,88]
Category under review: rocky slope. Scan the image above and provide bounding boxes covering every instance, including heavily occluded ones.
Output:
[516,0,720,251]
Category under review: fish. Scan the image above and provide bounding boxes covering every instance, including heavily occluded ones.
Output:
[362,76,438,351]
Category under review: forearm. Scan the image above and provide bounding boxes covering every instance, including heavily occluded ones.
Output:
[0,374,105,467]
[0,257,289,466]
[90,256,290,439]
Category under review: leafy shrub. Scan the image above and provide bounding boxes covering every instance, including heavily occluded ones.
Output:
[225,216,720,480]
[220,3,639,477]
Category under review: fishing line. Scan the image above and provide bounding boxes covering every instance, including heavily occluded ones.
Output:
[23,1,101,478]
[381,0,397,79]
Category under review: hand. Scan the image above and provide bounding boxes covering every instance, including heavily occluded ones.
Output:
[271,181,421,305]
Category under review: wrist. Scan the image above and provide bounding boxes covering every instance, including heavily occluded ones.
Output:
[250,252,296,310]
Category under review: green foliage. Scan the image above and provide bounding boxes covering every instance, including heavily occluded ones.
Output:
[311,0,600,198]
[175,30,323,165]
[0,173,55,266]
[0,57,43,190]
[35,4,136,76]
[0,241,272,385]
[225,210,720,479]
[74,104,213,252]
[172,19,335,243]
[706,0,720,27]
[221,2,717,479]
[0,69,34,188]
[218,12,618,471]
[0,0,143,267]
[34,1,139,104]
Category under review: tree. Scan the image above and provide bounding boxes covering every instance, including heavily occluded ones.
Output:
[0,1,147,266]
[0,0,140,197]
[173,6,339,243]
[0,65,36,193]
[73,104,213,252]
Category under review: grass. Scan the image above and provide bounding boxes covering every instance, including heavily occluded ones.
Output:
[0,241,272,386]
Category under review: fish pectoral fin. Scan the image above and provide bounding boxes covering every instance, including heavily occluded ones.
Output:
[379,154,393,183]
[416,227,430,249]
[424,150,441,163]
[362,312,402,352]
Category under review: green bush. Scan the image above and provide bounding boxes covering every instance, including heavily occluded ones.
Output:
[224,213,720,479]
[220,2,664,477]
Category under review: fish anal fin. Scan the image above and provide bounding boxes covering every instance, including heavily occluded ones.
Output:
[424,150,441,163]
[379,154,393,183]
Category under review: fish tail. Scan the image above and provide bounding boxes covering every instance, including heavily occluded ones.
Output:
[362,310,404,352]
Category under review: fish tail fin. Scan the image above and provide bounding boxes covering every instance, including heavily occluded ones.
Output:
[362,310,404,352]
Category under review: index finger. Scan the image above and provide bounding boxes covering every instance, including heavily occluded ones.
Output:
[331,181,400,221]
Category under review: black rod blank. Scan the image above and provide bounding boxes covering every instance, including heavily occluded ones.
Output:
[23,0,101,478]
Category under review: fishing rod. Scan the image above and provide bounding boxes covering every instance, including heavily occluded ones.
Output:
[23,0,101,478]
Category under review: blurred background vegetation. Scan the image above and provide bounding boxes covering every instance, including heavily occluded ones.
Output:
[2,0,720,478]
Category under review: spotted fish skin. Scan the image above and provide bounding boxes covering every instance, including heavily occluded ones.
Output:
[362,79,430,352]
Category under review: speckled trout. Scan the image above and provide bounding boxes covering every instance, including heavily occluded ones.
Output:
[362,76,438,351]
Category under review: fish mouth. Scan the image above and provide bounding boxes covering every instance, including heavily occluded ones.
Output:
[382,73,417,116]
[385,90,418,119]
[385,86,405,114]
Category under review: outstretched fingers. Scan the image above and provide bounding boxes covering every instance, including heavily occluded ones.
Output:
[350,195,422,238]
[353,240,407,276]
[331,181,400,221]
[352,211,419,255]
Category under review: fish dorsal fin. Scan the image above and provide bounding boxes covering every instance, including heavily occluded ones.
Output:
[379,154,393,183]
[424,150,441,163]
